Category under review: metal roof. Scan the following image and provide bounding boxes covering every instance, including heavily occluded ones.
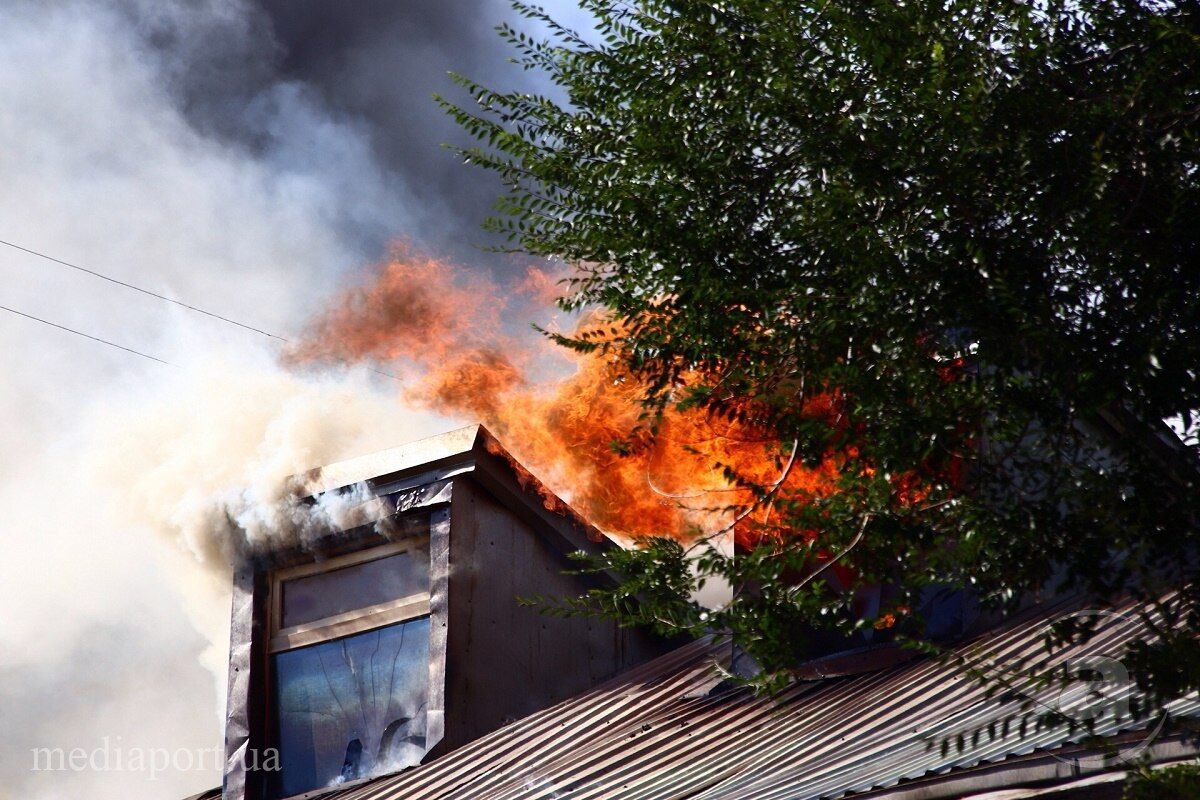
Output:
[199,593,1189,800]
[187,594,1196,800]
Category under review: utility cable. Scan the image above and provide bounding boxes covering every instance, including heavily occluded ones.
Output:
[0,238,284,341]
[0,303,172,366]
[0,238,404,381]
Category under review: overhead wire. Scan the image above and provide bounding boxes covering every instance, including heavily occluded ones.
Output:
[0,238,284,341]
[0,238,403,380]
[0,303,172,366]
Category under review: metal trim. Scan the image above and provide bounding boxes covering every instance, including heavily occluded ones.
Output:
[424,504,452,756]
[221,568,258,800]
[268,594,432,653]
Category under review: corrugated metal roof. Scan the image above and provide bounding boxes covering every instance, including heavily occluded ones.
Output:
[189,594,1197,800]
[302,594,1198,800]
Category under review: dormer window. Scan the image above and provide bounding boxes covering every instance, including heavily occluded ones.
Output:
[267,537,431,797]
[220,427,668,800]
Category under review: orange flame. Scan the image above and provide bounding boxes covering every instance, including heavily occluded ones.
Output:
[289,245,842,541]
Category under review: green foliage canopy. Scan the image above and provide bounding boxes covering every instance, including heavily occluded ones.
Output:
[1125,763,1200,800]
[445,0,1200,703]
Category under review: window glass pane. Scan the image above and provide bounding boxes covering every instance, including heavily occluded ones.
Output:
[273,617,430,797]
[282,544,429,629]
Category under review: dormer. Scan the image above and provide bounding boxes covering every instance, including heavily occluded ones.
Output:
[221,425,670,800]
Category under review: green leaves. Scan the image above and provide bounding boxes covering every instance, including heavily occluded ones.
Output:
[1124,763,1200,800]
[448,0,1200,702]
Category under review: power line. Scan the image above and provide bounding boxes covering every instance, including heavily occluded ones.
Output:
[0,238,285,341]
[0,303,172,366]
[0,238,405,382]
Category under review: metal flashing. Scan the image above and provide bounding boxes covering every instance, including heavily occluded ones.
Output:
[308,425,483,494]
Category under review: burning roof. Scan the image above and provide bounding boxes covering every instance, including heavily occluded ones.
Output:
[285,247,843,547]
[306,424,604,543]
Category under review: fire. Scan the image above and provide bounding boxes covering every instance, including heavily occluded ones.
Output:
[287,244,841,542]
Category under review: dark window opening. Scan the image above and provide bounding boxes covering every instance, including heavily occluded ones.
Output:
[281,544,430,629]
[340,739,363,783]
[268,537,432,798]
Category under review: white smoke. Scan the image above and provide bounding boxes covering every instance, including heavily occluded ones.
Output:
[0,1,452,798]
[90,349,428,569]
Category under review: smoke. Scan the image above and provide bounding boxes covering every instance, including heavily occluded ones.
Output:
[81,345,447,758]
[248,0,599,271]
[0,0,487,796]
[0,2,729,798]
[90,350,437,568]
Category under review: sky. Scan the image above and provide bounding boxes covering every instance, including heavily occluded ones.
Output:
[0,2,588,797]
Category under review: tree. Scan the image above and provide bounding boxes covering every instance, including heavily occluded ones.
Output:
[443,0,1200,709]
[1124,763,1200,800]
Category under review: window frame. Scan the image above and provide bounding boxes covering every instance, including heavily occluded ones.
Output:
[223,490,452,800]
[267,537,432,654]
